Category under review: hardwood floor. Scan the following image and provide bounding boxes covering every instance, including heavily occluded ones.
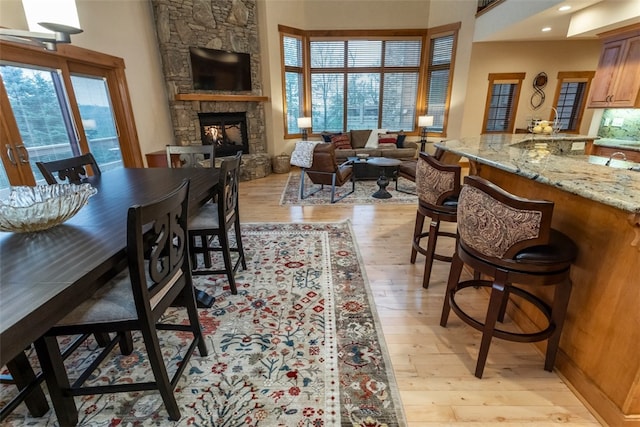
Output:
[238,170,602,426]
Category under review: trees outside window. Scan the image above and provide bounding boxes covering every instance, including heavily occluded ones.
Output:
[0,42,141,192]
[280,24,459,139]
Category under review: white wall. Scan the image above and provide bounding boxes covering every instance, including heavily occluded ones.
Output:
[460,40,601,137]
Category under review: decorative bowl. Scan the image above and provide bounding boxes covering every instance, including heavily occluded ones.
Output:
[0,183,97,233]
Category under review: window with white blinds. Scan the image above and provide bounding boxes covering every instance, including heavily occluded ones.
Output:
[280,24,460,139]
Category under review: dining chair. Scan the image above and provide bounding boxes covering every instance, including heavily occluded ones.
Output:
[36,153,101,184]
[188,151,247,295]
[166,144,215,168]
[33,179,208,426]
[300,143,354,203]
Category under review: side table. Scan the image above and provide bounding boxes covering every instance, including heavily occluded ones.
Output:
[367,157,402,198]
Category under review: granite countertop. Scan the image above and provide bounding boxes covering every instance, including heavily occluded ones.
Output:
[436,134,640,214]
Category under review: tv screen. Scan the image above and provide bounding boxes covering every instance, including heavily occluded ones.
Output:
[189,47,252,91]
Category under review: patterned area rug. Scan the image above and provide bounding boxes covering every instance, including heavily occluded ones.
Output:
[2,222,406,427]
[280,172,417,205]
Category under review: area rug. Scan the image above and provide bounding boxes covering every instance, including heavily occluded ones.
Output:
[2,222,406,427]
[280,172,417,206]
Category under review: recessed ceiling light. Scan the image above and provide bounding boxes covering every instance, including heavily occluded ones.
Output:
[542,27,552,32]
[558,5,571,11]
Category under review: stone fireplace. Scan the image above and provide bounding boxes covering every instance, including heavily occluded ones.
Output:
[150,0,270,181]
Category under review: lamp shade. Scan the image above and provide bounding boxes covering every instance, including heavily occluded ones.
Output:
[418,115,434,127]
[297,117,312,129]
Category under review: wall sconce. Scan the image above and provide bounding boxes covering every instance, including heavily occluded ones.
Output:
[297,117,312,141]
[418,115,434,151]
[0,22,82,51]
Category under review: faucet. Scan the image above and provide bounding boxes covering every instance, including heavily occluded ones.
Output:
[605,151,627,166]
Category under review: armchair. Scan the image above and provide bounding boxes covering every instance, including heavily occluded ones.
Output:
[300,143,354,203]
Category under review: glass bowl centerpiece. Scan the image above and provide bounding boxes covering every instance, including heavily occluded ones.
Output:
[0,183,97,233]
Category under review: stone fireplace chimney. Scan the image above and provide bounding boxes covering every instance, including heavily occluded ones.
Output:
[150,0,270,180]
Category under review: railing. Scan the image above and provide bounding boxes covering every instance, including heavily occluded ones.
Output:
[477,0,505,15]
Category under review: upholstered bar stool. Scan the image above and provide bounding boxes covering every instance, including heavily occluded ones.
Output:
[440,175,578,378]
[411,151,461,288]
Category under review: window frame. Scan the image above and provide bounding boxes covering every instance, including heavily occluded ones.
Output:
[550,71,595,134]
[0,41,142,186]
[279,23,460,140]
[482,72,525,134]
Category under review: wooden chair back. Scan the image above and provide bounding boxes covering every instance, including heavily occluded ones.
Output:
[36,153,101,184]
[166,145,214,168]
[217,152,242,227]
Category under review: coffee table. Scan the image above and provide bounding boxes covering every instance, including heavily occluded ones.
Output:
[366,157,402,198]
[347,156,381,180]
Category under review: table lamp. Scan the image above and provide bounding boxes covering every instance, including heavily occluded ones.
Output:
[297,117,312,141]
[418,115,434,151]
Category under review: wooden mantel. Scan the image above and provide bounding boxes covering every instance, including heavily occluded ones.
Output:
[174,93,269,102]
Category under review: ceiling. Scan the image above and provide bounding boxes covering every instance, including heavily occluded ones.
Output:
[473,0,640,42]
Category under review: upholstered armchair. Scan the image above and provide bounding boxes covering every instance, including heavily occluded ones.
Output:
[300,143,354,203]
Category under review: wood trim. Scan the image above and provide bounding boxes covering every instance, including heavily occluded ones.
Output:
[597,23,640,41]
[174,94,269,102]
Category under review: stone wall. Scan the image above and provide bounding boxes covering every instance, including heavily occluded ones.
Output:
[150,0,270,179]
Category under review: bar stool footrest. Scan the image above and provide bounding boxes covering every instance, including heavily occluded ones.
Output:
[449,279,555,343]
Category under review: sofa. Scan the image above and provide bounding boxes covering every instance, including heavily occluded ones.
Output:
[320,129,418,162]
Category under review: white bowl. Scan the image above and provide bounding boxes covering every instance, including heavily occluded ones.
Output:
[357,153,370,159]
[0,184,97,233]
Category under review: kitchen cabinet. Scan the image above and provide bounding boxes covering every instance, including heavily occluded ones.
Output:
[586,143,640,163]
[588,24,640,108]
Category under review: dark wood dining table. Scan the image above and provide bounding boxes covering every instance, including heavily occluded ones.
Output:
[0,167,218,369]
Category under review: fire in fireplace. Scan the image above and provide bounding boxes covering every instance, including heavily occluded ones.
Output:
[199,112,249,157]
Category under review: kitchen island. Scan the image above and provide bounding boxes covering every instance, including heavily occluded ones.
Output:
[436,134,640,427]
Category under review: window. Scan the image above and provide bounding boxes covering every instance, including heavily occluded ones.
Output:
[280,24,459,139]
[0,42,142,192]
[282,34,305,135]
[425,32,455,133]
[483,73,525,133]
[551,71,594,133]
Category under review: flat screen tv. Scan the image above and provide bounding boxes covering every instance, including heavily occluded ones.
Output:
[189,47,252,91]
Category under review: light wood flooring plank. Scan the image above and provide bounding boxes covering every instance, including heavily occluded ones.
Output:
[238,171,602,426]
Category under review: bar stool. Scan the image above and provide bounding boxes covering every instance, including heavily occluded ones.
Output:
[440,175,578,378]
[411,151,461,288]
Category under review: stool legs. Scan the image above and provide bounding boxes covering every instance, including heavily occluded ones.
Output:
[412,210,456,289]
[410,211,424,264]
[440,252,463,327]
[544,279,572,371]
[441,249,572,378]
[476,271,510,379]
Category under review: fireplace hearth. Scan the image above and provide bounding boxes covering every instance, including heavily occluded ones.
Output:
[199,112,249,158]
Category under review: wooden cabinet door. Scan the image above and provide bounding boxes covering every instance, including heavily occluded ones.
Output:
[588,39,624,108]
[609,35,640,107]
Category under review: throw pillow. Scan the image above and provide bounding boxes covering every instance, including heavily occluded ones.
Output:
[321,132,342,143]
[350,129,371,149]
[365,128,387,148]
[378,137,397,145]
[331,133,352,150]
[396,131,406,148]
